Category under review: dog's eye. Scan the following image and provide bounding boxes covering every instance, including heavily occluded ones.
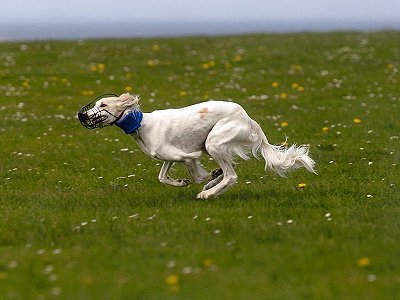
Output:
[100,103,107,108]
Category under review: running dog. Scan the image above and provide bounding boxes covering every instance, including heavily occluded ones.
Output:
[78,93,315,199]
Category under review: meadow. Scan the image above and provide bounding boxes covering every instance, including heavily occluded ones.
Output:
[0,32,399,299]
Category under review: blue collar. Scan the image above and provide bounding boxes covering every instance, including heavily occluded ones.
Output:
[115,110,143,134]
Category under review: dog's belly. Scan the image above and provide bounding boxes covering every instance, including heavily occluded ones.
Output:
[155,121,213,160]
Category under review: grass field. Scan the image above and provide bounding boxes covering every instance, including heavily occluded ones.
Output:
[0,32,399,299]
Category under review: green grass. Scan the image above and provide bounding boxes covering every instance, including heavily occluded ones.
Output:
[0,32,399,299]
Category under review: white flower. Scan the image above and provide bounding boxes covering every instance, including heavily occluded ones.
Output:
[367,274,377,282]
[182,266,193,274]
[8,261,18,268]
[53,249,62,255]
[167,260,176,268]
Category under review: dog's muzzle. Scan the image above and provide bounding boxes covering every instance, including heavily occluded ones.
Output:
[78,101,108,129]
[78,94,118,129]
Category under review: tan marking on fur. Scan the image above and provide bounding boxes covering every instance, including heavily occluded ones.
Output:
[198,107,209,119]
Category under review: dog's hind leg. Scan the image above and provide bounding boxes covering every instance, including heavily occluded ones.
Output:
[158,161,191,187]
[202,173,224,191]
[185,160,223,184]
[196,145,237,199]
[197,117,250,199]
[185,160,209,184]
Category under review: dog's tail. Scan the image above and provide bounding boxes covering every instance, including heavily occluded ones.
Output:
[251,120,316,177]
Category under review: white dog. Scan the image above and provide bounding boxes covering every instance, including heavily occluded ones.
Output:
[78,93,315,199]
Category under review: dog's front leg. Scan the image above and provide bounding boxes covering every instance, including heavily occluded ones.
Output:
[158,161,191,187]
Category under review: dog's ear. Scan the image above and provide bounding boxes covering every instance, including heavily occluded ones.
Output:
[119,93,140,109]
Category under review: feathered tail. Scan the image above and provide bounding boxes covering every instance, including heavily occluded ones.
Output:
[252,121,316,177]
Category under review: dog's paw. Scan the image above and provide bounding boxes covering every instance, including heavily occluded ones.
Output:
[211,168,223,179]
[196,191,211,199]
[178,179,191,186]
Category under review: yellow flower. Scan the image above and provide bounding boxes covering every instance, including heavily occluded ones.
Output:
[280,121,289,127]
[297,86,305,92]
[0,272,7,280]
[233,55,242,62]
[22,81,30,87]
[179,91,187,96]
[291,64,303,71]
[125,86,133,92]
[202,63,210,69]
[297,183,307,189]
[271,81,280,88]
[322,126,329,133]
[386,63,394,69]
[353,118,362,124]
[291,83,304,91]
[279,92,288,99]
[208,60,216,67]
[166,275,179,285]
[89,65,97,72]
[203,258,214,267]
[357,257,371,267]
[97,63,105,72]
[152,44,160,52]
[82,90,95,96]
[147,59,159,67]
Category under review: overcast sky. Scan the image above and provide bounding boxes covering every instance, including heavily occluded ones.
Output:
[2,0,400,23]
[1,0,399,40]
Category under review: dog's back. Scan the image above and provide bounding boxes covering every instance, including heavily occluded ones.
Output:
[152,100,246,121]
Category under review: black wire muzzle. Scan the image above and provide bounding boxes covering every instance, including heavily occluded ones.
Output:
[78,93,119,129]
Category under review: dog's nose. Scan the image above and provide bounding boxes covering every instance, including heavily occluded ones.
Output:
[78,111,88,123]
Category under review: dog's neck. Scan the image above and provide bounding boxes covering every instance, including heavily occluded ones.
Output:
[115,109,143,134]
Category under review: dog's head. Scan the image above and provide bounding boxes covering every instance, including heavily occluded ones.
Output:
[78,93,140,129]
